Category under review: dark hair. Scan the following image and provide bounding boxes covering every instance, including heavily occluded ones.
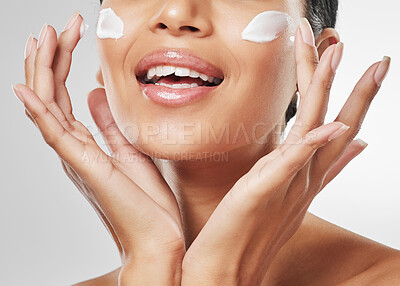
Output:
[98,0,339,127]
[284,0,339,129]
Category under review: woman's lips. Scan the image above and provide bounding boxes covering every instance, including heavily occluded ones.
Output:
[135,49,224,106]
[139,83,219,106]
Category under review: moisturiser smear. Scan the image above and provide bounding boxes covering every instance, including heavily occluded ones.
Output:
[96,8,125,39]
[242,11,294,43]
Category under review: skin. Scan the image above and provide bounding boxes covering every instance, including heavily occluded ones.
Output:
[13,0,400,285]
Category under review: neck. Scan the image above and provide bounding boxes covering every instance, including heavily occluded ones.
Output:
[152,125,282,249]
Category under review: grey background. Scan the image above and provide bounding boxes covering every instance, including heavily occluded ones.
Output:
[1,0,399,285]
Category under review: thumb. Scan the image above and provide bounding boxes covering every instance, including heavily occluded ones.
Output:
[96,68,104,86]
[87,88,131,155]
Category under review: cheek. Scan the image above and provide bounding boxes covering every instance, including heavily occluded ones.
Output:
[222,36,296,140]
[96,7,147,133]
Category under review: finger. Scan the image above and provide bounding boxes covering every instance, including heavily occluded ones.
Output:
[24,34,38,89]
[14,84,86,164]
[24,34,38,124]
[53,12,86,122]
[282,138,366,209]
[284,42,343,145]
[96,68,105,86]
[321,139,368,189]
[295,18,319,99]
[33,23,72,130]
[251,122,350,199]
[87,88,133,155]
[312,57,390,177]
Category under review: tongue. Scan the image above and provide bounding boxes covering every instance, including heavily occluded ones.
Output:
[157,75,206,86]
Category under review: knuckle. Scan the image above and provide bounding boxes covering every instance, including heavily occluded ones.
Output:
[302,131,320,150]
[279,150,305,175]
[43,132,58,148]
[310,55,319,67]
[309,75,333,95]
[320,77,334,92]
[298,53,319,67]
[44,127,67,149]
[348,123,362,141]
[54,77,66,86]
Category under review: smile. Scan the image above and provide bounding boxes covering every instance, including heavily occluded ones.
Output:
[135,49,224,106]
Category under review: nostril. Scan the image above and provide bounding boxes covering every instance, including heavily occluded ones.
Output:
[180,26,199,32]
[155,23,200,33]
[157,23,168,29]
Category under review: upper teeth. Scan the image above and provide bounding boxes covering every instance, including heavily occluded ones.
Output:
[146,66,222,85]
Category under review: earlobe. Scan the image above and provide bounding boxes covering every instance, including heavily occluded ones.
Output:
[315,28,341,59]
[96,67,105,86]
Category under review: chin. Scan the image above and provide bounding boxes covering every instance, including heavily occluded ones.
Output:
[134,134,245,161]
[133,124,271,161]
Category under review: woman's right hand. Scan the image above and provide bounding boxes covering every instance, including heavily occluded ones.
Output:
[13,12,185,285]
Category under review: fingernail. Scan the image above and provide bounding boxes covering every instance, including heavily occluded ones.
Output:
[328,123,350,142]
[37,23,48,48]
[355,138,368,149]
[80,19,89,39]
[24,33,34,59]
[63,11,80,32]
[374,56,391,86]
[299,18,315,47]
[12,85,25,104]
[331,42,344,73]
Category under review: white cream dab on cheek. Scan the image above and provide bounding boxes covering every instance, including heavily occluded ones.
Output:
[241,11,294,43]
[96,8,125,39]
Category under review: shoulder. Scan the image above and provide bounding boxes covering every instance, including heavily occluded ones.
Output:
[72,267,121,286]
[305,212,400,285]
[264,212,400,286]
[337,254,400,285]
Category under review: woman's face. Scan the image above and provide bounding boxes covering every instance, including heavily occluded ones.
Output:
[97,0,301,159]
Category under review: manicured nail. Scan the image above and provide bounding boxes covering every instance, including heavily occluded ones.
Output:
[80,19,89,39]
[331,42,344,73]
[328,123,350,142]
[37,23,48,48]
[24,33,34,59]
[12,85,25,104]
[374,56,391,86]
[299,18,315,47]
[63,11,80,32]
[355,138,368,149]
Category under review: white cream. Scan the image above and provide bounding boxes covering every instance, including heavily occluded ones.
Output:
[242,11,294,43]
[96,8,125,39]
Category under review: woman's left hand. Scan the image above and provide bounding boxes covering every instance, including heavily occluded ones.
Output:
[181,18,390,285]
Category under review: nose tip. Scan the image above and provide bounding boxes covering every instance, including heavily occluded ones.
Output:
[149,1,213,38]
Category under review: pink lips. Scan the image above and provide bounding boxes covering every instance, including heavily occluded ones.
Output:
[135,49,224,106]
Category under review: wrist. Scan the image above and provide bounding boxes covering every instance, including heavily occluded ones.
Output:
[119,256,183,286]
[182,245,277,286]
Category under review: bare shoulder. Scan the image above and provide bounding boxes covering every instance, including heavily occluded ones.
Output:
[264,212,400,286]
[336,254,400,285]
[72,267,121,286]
